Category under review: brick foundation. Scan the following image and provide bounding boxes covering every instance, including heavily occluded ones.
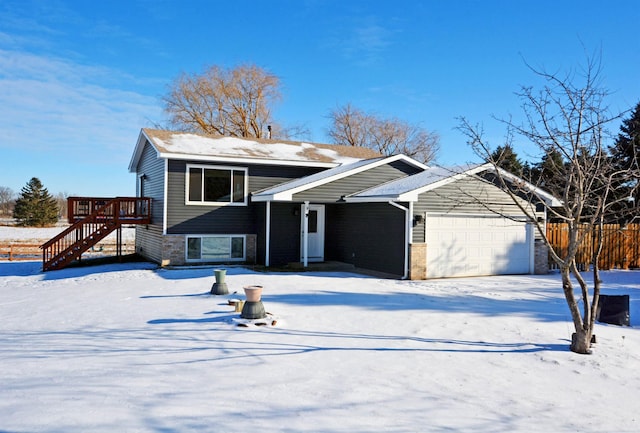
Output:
[409,243,427,280]
[161,235,186,267]
[534,239,549,274]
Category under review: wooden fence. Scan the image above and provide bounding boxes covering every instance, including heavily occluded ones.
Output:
[546,223,640,270]
[0,242,135,262]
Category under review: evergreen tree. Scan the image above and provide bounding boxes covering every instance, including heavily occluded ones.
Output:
[489,145,523,175]
[611,101,640,172]
[609,101,640,216]
[528,149,566,198]
[13,177,59,227]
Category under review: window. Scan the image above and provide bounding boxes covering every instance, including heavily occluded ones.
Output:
[186,235,246,262]
[186,165,247,205]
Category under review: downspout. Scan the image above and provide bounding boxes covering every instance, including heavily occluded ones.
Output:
[265,201,271,267]
[388,201,410,279]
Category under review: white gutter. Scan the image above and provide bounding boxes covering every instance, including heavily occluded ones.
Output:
[265,201,271,267]
[387,201,410,280]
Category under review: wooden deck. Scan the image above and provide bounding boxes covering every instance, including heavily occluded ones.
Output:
[41,197,151,271]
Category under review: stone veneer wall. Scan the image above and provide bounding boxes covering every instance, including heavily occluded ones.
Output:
[246,234,257,264]
[159,234,258,267]
[161,235,186,267]
[409,243,427,280]
[534,239,549,275]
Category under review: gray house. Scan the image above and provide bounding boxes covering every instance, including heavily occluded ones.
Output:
[128,128,556,279]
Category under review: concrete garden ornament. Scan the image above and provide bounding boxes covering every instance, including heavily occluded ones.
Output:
[241,285,266,319]
[210,269,228,295]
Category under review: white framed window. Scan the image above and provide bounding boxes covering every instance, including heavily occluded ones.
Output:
[186,235,246,262]
[186,164,247,205]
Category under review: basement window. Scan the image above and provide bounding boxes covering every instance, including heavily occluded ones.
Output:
[186,235,246,262]
[186,165,247,205]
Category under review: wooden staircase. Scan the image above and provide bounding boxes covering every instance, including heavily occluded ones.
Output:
[40,197,151,271]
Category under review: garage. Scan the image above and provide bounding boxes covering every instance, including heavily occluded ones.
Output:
[425,214,533,278]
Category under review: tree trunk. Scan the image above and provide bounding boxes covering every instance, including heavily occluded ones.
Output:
[560,267,593,354]
[571,329,593,354]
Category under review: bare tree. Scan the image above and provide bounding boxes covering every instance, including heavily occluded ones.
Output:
[0,186,15,216]
[327,104,440,164]
[55,192,69,220]
[163,64,281,138]
[458,54,638,354]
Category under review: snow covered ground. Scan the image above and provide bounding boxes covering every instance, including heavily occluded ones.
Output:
[0,224,136,243]
[1,229,639,432]
[0,227,640,433]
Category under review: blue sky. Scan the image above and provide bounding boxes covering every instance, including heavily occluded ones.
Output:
[1,0,639,197]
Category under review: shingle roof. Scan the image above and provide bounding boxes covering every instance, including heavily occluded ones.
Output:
[251,155,423,201]
[129,128,382,170]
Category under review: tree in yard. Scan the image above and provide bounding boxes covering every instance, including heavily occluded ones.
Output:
[525,149,567,200]
[327,103,440,164]
[608,101,640,219]
[54,191,69,220]
[0,186,15,216]
[13,178,59,227]
[163,64,281,139]
[489,144,523,175]
[458,54,639,354]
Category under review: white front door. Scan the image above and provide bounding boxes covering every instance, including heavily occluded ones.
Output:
[301,204,325,263]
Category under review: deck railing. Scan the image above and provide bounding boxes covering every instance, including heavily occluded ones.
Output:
[41,197,151,271]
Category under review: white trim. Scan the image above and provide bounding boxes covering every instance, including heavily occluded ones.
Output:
[185,164,248,206]
[527,223,535,274]
[344,163,562,207]
[424,212,533,278]
[302,201,309,268]
[163,159,168,235]
[252,154,428,202]
[185,234,247,262]
[137,173,145,198]
[300,203,326,266]
[128,130,154,173]
[265,201,271,267]
[158,152,339,169]
[388,201,409,280]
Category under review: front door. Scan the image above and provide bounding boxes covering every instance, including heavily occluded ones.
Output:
[301,204,325,263]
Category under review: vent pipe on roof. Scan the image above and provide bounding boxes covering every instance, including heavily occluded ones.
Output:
[267,125,272,139]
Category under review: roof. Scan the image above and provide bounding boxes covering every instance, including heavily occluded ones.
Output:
[345,164,479,201]
[128,128,383,172]
[251,154,427,202]
[346,163,562,206]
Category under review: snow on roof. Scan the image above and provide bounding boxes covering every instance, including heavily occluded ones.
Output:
[139,129,382,167]
[252,156,388,201]
[347,164,484,201]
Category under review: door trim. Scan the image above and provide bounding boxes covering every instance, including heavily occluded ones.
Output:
[300,203,325,263]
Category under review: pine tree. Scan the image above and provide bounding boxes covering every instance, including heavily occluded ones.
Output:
[609,101,640,216]
[611,101,640,172]
[527,149,566,198]
[489,145,523,175]
[13,178,59,227]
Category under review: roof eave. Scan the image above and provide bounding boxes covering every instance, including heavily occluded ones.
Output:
[128,129,156,173]
[155,152,340,168]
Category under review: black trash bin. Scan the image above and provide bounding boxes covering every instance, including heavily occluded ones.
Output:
[597,294,630,326]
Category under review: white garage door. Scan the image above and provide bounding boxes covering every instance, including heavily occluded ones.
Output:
[425,214,532,278]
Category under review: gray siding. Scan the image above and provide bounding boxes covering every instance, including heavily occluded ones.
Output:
[166,160,323,234]
[411,176,536,243]
[326,202,406,276]
[134,140,165,262]
[137,140,165,224]
[135,224,164,264]
[267,202,301,266]
[293,160,421,202]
